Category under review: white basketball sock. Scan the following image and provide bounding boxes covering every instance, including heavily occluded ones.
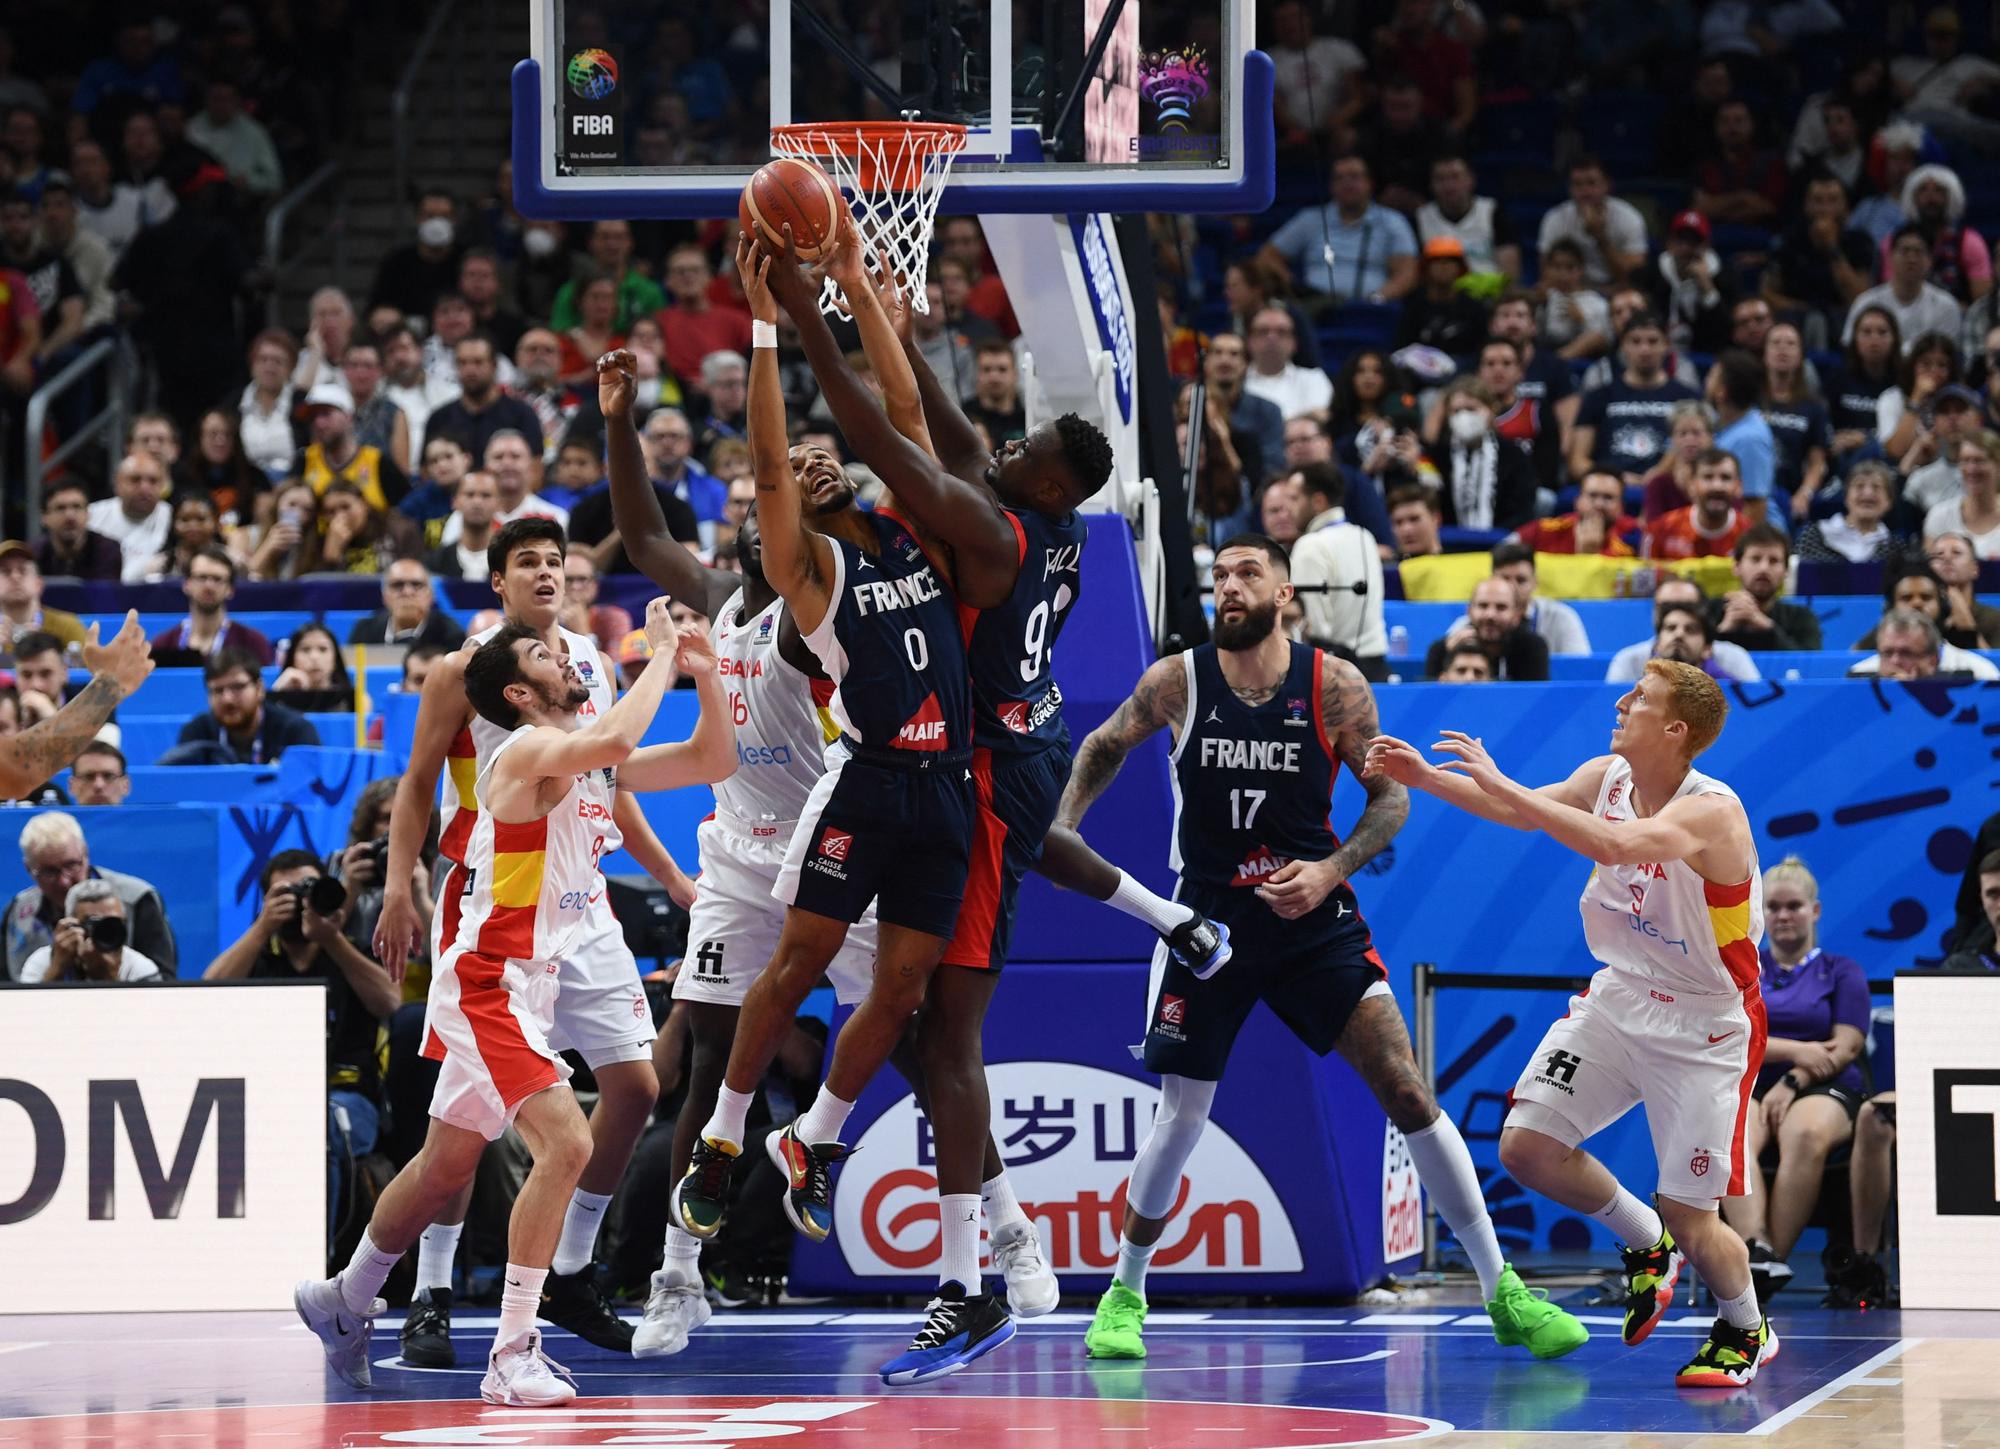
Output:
[1592,1186,1664,1249]
[1110,870,1195,933]
[1402,1116,1506,1299]
[496,1263,547,1352]
[1717,1281,1762,1331]
[939,1193,981,1293]
[1115,1238,1156,1296]
[702,1085,756,1150]
[337,1230,402,1315]
[982,1170,1029,1237]
[659,1225,703,1286]
[795,1087,855,1147]
[550,1189,613,1277]
[415,1222,462,1295]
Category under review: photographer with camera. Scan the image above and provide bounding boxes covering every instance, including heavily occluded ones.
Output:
[205,848,401,1243]
[16,880,163,982]
[329,778,438,983]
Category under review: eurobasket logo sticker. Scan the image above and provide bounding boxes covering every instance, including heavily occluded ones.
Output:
[835,1062,1303,1277]
[1139,46,1210,133]
[565,48,619,100]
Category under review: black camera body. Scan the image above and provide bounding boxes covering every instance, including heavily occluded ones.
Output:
[82,915,128,952]
[278,875,348,941]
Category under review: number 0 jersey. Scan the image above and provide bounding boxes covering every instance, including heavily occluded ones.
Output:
[966,507,1086,759]
[802,510,971,755]
[1168,642,1339,891]
[438,621,621,866]
[450,725,616,964]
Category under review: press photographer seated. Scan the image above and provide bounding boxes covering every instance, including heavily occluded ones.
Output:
[16,881,163,983]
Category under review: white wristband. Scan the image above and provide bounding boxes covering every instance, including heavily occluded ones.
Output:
[752,320,778,349]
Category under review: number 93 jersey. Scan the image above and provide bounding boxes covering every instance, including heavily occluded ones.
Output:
[967,508,1087,759]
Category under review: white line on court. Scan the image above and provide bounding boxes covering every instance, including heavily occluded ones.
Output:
[1747,1337,1916,1437]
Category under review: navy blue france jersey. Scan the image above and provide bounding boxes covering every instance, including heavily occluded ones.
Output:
[967,508,1087,758]
[1169,642,1339,890]
[802,509,971,755]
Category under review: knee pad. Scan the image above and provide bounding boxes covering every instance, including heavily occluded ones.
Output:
[1126,1076,1218,1220]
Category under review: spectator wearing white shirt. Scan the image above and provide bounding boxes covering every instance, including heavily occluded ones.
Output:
[1450,543,1592,655]
[424,470,502,581]
[1416,153,1520,281]
[381,323,459,456]
[1845,224,1965,355]
[66,137,170,262]
[1267,0,1369,155]
[1241,307,1332,420]
[1287,464,1386,677]
[1536,155,1648,291]
[1925,432,2000,559]
[438,430,567,545]
[238,327,299,476]
[87,450,171,582]
[17,880,162,983]
[185,79,282,198]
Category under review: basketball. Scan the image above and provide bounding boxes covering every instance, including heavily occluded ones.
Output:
[738,157,843,262]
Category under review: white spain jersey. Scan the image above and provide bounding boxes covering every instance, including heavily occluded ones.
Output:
[1579,756,1764,997]
[439,620,620,865]
[449,725,616,964]
[710,588,838,825]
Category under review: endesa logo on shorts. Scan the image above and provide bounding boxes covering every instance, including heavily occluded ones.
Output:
[834,1062,1302,1278]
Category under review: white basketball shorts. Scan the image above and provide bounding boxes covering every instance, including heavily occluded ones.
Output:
[421,942,573,1141]
[1506,967,1767,1204]
[676,813,877,1008]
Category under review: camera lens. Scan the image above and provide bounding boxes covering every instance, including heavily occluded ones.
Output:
[310,875,348,916]
[85,916,129,951]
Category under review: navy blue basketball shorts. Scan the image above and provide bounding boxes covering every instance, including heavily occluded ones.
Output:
[777,746,974,940]
[940,744,1071,972]
[1141,877,1389,1081]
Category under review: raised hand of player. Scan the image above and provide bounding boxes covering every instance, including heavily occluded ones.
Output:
[642,595,681,652]
[736,233,778,325]
[1255,858,1342,920]
[1431,730,1508,793]
[671,621,718,681]
[81,610,154,699]
[597,348,638,421]
[821,209,868,289]
[373,886,423,983]
[1362,734,1433,787]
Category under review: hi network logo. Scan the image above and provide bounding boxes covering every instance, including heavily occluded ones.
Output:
[694,941,727,985]
[1539,1049,1581,1095]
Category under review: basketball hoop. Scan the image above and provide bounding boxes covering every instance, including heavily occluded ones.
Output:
[769,119,968,318]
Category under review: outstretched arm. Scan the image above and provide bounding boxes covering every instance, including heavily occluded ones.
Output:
[822,215,933,457]
[1364,739,1608,831]
[620,626,738,790]
[506,599,683,778]
[601,350,737,619]
[901,335,989,485]
[765,236,1019,608]
[0,612,152,796]
[1055,656,1189,830]
[742,236,837,635]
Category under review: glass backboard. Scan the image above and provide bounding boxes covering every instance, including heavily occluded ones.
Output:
[515,0,1271,218]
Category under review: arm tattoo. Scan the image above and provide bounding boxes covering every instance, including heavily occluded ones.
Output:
[3,676,127,791]
[1321,663,1408,879]
[1057,661,1186,828]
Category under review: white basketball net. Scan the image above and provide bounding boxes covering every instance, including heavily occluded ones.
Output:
[769,122,967,318]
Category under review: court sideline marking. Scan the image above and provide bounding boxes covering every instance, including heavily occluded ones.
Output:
[1746,1337,1915,1437]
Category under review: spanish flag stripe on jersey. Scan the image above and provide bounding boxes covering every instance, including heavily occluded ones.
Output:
[439,726,480,862]
[478,817,550,959]
[1704,876,1760,992]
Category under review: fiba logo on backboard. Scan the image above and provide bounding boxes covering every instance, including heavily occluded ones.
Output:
[565,49,618,100]
[835,1062,1302,1277]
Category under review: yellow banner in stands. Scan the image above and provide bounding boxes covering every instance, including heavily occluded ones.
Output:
[1397,553,1741,602]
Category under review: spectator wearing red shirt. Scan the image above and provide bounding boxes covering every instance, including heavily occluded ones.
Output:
[0,261,39,394]
[1693,100,1786,228]
[937,216,1018,338]
[1512,470,1640,556]
[1370,0,1477,135]
[1645,447,1753,560]
[655,242,750,388]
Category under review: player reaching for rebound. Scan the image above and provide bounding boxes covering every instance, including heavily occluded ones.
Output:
[298,600,733,1406]
[372,521,699,1365]
[758,222,1230,1381]
[1366,661,1775,1388]
[1062,535,1587,1363]
[673,237,1003,1363]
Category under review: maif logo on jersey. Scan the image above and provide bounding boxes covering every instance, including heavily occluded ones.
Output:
[838,1063,1301,1278]
[1232,845,1286,886]
[894,692,949,750]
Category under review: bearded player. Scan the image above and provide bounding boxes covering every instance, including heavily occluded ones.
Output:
[1062,534,1587,1364]
[1366,661,1774,1388]
[373,521,698,1363]
[298,600,732,1406]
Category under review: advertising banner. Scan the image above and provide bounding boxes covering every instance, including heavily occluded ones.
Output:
[1894,973,2000,1310]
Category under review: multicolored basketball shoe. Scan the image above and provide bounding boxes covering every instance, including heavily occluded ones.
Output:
[1621,1225,1685,1346]
[1675,1316,1779,1388]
